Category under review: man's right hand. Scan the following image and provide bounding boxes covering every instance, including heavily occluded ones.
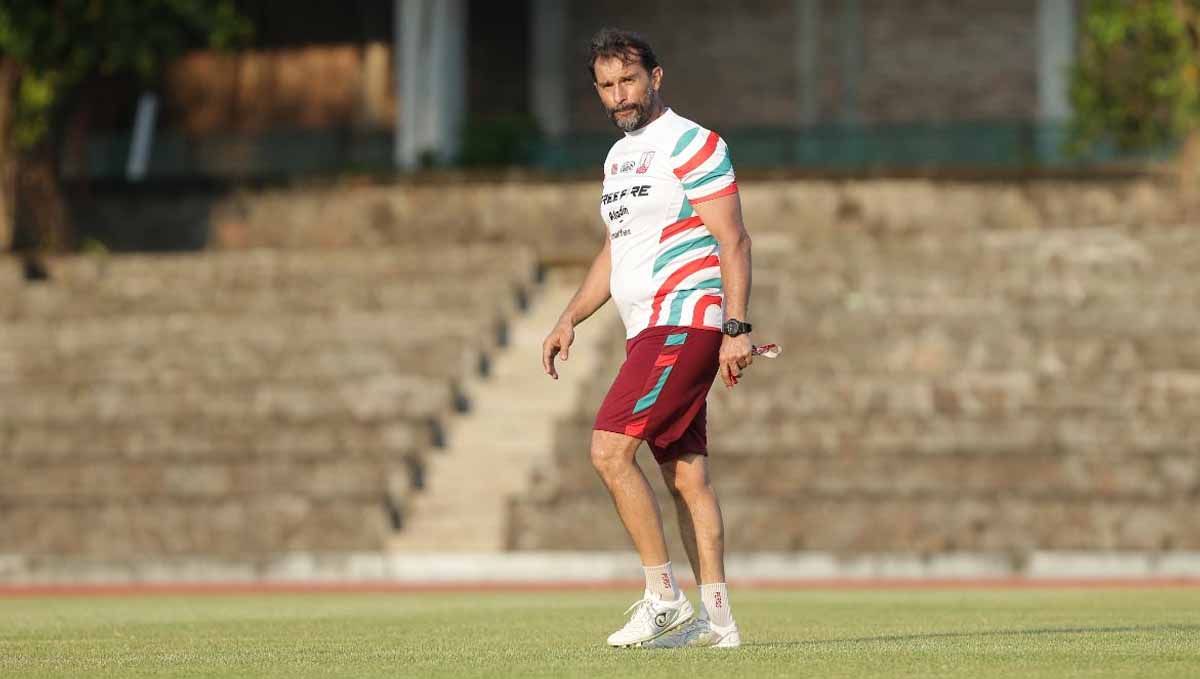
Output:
[541,322,575,380]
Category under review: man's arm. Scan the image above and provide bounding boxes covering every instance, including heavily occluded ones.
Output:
[541,237,612,380]
[692,193,753,389]
[557,236,613,329]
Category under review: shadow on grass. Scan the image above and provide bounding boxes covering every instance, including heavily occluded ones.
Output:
[745,624,1200,648]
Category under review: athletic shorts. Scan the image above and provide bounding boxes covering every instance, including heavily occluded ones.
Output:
[593,325,723,464]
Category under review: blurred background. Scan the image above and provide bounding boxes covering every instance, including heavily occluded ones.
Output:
[1,0,1198,584]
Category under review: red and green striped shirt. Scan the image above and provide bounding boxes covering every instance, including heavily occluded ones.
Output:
[600,108,737,338]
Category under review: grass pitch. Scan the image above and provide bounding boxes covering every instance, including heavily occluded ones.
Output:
[1,587,1198,678]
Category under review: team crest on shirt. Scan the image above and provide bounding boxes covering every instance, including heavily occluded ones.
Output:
[610,163,618,175]
[636,151,654,174]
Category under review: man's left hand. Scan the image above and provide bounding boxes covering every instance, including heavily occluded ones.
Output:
[718,334,753,389]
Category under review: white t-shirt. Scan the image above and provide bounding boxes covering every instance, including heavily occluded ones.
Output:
[600,108,738,339]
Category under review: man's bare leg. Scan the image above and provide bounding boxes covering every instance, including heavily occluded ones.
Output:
[590,430,671,568]
[652,452,738,644]
[659,453,726,584]
[668,490,703,585]
[593,433,695,646]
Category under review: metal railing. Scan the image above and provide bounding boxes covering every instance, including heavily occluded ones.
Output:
[63,121,1150,182]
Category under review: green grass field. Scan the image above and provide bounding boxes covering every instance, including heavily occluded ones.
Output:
[1,587,1198,678]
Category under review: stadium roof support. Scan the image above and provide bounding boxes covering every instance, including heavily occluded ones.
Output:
[394,0,467,170]
[530,0,568,139]
[1036,0,1076,162]
[1037,0,1075,122]
[838,0,862,125]
[794,0,821,127]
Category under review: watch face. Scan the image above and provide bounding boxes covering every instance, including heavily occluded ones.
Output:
[723,319,739,336]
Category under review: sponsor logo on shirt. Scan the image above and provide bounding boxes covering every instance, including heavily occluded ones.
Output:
[608,206,629,221]
[601,185,651,205]
[611,153,652,176]
[610,227,631,240]
[636,151,655,174]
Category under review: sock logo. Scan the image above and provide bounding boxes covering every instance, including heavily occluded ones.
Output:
[661,574,672,591]
[713,592,723,608]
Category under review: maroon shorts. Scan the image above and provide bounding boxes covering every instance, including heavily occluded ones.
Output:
[593,325,723,464]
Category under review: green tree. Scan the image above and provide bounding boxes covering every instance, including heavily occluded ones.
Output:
[1070,0,1200,178]
[0,0,251,253]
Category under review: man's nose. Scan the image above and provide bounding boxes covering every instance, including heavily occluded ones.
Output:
[614,85,629,105]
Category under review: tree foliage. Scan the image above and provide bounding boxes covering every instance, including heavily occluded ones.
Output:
[0,0,252,150]
[1070,0,1200,153]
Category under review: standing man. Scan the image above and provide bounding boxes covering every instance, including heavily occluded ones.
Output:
[541,28,753,649]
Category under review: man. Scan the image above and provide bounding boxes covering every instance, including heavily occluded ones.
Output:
[541,28,753,649]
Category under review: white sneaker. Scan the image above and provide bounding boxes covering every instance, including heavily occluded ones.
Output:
[606,590,694,647]
[642,615,742,649]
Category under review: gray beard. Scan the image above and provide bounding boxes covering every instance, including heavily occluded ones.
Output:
[614,107,644,132]
[608,93,657,132]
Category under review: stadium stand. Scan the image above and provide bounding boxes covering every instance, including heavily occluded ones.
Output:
[510,225,1200,555]
[4,180,1198,566]
[387,268,621,551]
[0,246,537,558]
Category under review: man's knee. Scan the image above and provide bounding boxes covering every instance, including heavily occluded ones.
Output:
[663,456,712,501]
[590,430,638,477]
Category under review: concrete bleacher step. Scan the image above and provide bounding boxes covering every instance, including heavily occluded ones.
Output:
[752,223,1189,254]
[3,341,484,385]
[726,335,1200,374]
[2,497,393,556]
[554,413,1200,459]
[0,318,504,389]
[2,458,394,503]
[390,509,513,549]
[3,339,488,386]
[722,452,1199,497]
[0,246,535,291]
[549,374,1200,423]
[0,310,499,352]
[708,415,1200,457]
[510,492,1199,552]
[0,276,529,320]
[759,309,1199,337]
[388,271,621,552]
[0,376,456,424]
[540,448,1198,498]
[697,373,1200,418]
[0,418,431,461]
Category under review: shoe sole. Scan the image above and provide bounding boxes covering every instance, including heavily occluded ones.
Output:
[642,626,741,650]
[710,628,742,648]
[609,613,694,648]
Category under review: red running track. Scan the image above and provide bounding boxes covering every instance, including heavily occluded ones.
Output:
[2,578,1199,598]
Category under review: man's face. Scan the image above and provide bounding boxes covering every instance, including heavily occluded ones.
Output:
[593,56,662,133]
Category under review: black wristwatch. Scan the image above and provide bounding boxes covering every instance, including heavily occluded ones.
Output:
[722,318,752,337]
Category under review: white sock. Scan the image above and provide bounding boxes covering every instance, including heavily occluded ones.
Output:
[642,562,680,601]
[700,582,733,627]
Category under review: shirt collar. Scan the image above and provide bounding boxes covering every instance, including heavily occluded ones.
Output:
[624,107,674,138]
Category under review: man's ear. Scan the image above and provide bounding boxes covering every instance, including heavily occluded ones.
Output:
[651,66,663,92]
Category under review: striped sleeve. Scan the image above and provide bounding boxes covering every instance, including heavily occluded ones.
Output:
[670,127,737,204]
